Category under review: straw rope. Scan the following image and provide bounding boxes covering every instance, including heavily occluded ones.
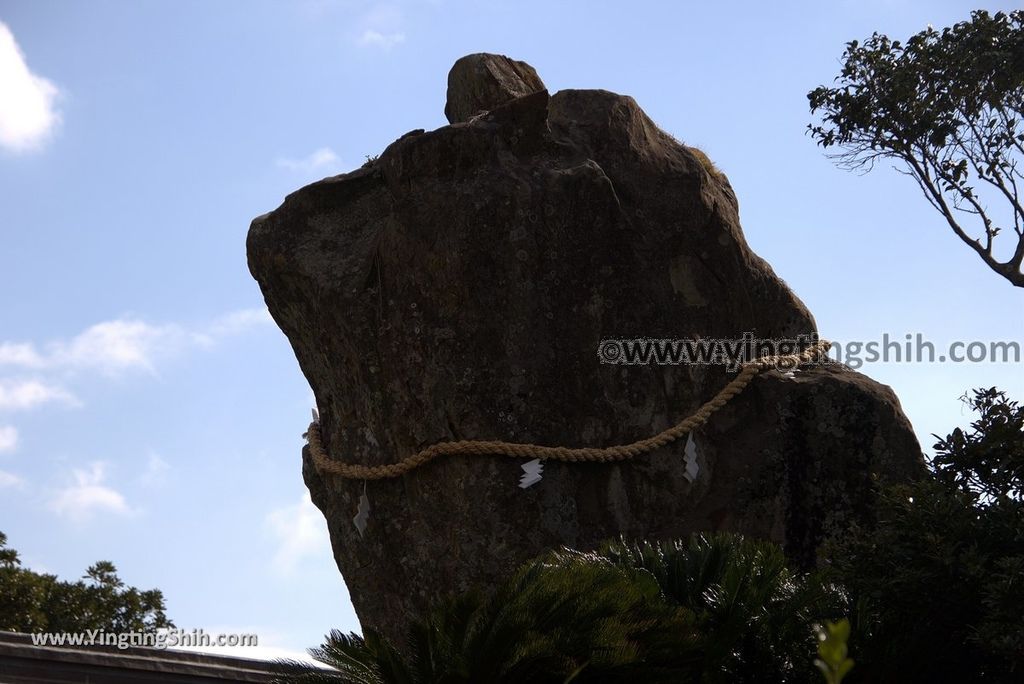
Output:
[306,339,832,479]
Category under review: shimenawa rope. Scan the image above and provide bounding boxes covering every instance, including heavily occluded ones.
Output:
[305,339,832,480]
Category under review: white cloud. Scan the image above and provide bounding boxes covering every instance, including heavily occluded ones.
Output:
[0,425,17,453]
[206,307,273,338]
[266,493,330,575]
[49,462,132,520]
[0,342,46,367]
[139,451,170,487]
[276,147,340,173]
[0,309,271,377]
[0,308,271,433]
[0,21,61,152]
[357,29,405,49]
[0,322,184,375]
[0,469,23,488]
[0,379,77,410]
[354,4,406,50]
[52,319,196,375]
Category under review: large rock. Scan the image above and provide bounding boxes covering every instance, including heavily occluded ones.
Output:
[444,53,545,124]
[247,55,923,644]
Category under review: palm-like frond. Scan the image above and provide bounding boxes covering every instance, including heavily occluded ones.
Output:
[278,533,838,684]
[597,534,843,683]
[273,629,407,684]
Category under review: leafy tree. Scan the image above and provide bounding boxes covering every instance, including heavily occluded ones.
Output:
[824,388,1024,681]
[808,10,1024,287]
[932,387,1024,501]
[0,532,173,633]
[0,532,52,632]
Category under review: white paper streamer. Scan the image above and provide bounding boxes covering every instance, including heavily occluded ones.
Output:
[353,484,370,537]
[683,434,700,483]
[519,459,544,488]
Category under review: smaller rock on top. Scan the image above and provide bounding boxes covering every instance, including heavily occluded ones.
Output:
[444,53,546,124]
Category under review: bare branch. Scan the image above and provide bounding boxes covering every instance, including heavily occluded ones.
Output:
[905,153,1006,275]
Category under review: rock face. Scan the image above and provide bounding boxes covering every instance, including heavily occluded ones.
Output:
[444,53,545,124]
[247,54,923,645]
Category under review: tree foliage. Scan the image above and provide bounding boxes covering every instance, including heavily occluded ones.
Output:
[277,534,842,683]
[808,10,1024,286]
[0,533,173,634]
[932,387,1024,501]
[814,620,854,684]
[825,388,1024,681]
[278,547,702,683]
[597,536,843,683]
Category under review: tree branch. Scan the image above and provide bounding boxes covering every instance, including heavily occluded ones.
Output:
[904,153,1024,285]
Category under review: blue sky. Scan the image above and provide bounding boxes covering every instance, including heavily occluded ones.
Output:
[1,0,1021,662]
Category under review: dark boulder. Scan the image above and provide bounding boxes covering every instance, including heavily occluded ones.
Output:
[444,52,546,124]
[247,54,923,644]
